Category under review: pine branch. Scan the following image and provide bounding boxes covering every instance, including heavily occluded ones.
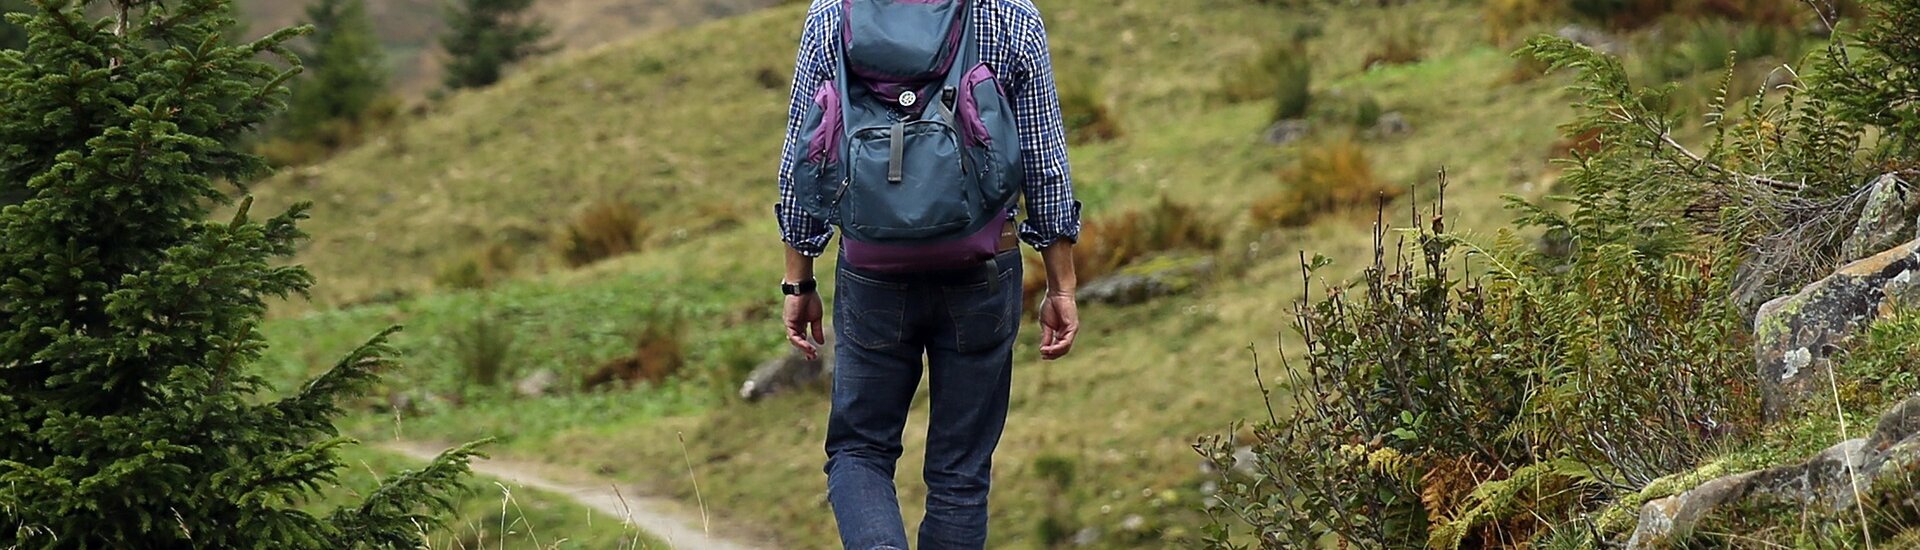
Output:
[325,440,491,547]
[272,326,401,438]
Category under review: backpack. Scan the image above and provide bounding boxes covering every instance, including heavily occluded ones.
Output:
[791,0,1024,272]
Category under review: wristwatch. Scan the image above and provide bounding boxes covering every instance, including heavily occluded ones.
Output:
[781,279,818,296]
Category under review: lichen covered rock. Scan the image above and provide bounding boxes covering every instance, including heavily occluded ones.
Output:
[1753,240,1920,417]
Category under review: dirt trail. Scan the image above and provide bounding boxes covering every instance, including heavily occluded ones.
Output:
[380,441,768,550]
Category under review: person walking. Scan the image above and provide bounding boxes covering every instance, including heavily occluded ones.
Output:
[773,0,1081,547]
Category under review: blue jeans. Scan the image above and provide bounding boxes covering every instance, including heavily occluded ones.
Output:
[825,248,1022,550]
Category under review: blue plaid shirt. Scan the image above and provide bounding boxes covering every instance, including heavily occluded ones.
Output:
[775,0,1081,257]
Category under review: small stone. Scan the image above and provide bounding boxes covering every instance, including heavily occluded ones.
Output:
[1263,119,1311,146]
[514,369,558,398]
[1072,527,1102,546]
[1367,111,1412,138]
[1120,515,1146,531]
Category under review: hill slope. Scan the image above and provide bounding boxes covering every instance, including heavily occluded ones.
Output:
[252,0,1583,547]
[235,0,778,96]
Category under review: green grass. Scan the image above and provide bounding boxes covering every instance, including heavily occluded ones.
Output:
[320,444,666,548]
[244,0,1611,547]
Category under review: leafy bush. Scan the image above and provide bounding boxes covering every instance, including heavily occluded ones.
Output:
[1250,136,1402,228]
[1220,40,1313,122]
[1203,176,1759,548]
[556,200,649,268]
[1201,0,1918,541]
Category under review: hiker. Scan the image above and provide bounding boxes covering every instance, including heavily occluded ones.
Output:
[773,0,1081,548]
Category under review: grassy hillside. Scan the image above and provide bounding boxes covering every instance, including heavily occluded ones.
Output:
[247,0,1605,546]
[234,0,778,96]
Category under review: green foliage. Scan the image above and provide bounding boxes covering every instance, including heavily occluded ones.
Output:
[439,0,549,90]
[0,0,25,50]
[280,0,388,151]
[451,309,518,391]
[1818,0,1920,158]
[0,0,474,545]
[1204,1,1920,545]
[1220,40,1313,122]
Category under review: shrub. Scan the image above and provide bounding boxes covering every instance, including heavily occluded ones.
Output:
[1352,95,1385,128]
[1059,76,1123,145]
[1220,40,1313,122]
[451,310,519,390]
[1201,179,1760,548]
[1022,196,1223,305]
[1485,0,1566,45]
[583,324,686,390]
[1362,33,1424,70]
[435,241,520,290]
[556,200,649,268]
[1250,136,1403,228]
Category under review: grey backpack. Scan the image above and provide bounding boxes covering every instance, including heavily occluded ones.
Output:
[791,0,1024,272]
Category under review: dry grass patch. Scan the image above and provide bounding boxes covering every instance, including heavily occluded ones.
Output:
[556,200,649,268]
[1251,136,1404,229]
[1023,196,1223,304]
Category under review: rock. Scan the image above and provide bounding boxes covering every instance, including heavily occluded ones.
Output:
[1078,253,1217,307]
[514,369,559,398]
[1840,173,1919,263]
[1120,515,1146,531]
[1753,239,1920,418]
[1072,527,1102,546]
[1627,395,1920,548]
[1555,24,1620,55]
[1367,111,1412,138]
[739,334,833,402]
[1263,119,1311,146]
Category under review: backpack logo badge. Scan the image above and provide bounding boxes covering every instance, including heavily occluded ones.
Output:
[898,90,917,107]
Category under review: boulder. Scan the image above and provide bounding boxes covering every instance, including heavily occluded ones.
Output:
[1263,119,1311,146]
[739,334,833,402]
[1366,111,1412,139]
[1753,239,1920,418]
[514,369,559,398]
[1628,395,1920,548]
[1840,173,1919,263]
[1077,253,1217,307]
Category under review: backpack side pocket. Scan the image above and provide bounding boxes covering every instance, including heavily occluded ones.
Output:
[795,81,845,222]
[956,63,1023,210]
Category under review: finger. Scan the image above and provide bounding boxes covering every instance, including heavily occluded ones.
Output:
[811,320,826,346]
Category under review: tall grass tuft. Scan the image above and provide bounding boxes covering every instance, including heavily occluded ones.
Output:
[557,200,649,268]
[1220,40,1313,122]
[452,310,519,391]
[1250,136,1403,228]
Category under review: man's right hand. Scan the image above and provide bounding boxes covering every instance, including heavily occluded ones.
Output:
[784,292,826,361]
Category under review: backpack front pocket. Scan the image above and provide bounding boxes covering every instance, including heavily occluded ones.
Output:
[842,121,974,241]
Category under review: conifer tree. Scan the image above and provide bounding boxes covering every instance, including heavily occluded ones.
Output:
[439,0,548,90]
[0,0,25,50]
[283,0,387,145]
[0,0,478,546]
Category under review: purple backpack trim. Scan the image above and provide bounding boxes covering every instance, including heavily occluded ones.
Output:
[956,63,999,147]
[843,215,1005,273]
[804,83,843,165]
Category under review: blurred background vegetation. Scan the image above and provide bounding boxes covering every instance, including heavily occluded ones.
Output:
[5,0,1914,546]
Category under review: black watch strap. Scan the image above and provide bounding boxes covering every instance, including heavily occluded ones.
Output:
[781,279,818,296]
